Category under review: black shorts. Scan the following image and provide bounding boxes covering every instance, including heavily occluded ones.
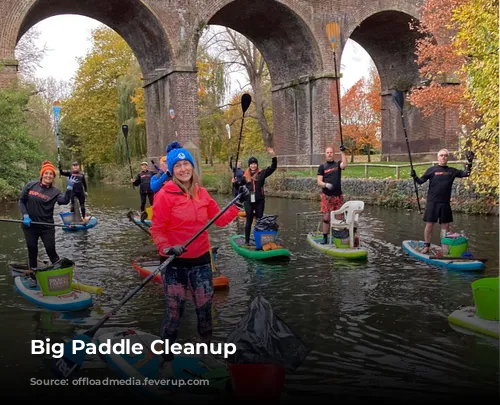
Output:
[423,201,453,224]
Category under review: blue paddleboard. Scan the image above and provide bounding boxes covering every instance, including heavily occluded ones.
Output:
[402,240,485,271]
[14,275,93,312]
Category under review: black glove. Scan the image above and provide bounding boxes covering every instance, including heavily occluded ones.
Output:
[164,245,187,256]
[410,169,417,178]
[465,151,475,163]
[339,144,346,152]
[237,186,249,203]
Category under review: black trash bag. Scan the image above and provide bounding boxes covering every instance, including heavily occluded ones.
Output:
[333,228,350,239]
[225,295,310,372]
[254,215,279,232]
[36,257,74,272]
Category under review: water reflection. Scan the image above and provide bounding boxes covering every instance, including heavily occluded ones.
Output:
[0,182,498,400]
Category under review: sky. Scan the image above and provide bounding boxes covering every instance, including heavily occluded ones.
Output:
[29,15,374,95]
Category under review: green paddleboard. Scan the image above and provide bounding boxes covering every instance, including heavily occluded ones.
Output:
[307,233,368,260]
[230,235,290,260]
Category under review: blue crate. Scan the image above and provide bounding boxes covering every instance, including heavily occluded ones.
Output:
[254,230,278,249]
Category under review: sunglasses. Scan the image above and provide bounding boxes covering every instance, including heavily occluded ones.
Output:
[439,154,448,157]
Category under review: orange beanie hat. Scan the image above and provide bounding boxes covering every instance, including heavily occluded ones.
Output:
[40,160,57,177]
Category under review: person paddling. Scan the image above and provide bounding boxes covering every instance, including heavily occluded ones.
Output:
[131,162,156,215]
[149,141,248,378]
[19,160,75,287]
[239,147,277,246]
[411,149,474,254]
[59,161,88,224]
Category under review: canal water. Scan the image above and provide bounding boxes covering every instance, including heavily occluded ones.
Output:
[0,181,498,401]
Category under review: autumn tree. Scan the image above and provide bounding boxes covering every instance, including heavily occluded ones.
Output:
[61,26,139,164]
[452,0,499,195]
[341,74,381,162]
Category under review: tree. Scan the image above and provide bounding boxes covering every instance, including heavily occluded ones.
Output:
[341,77,381,162]
[452,0,499,195]
[201,26,274,147]
[61,26,139,164]
[14,27,49,80]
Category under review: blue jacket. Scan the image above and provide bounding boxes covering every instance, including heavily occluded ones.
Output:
[151,171,172,193]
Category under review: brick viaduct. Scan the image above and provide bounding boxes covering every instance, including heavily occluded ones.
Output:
[0,0,460,163]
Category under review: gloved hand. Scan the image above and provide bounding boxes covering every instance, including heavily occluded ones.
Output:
[85,191,88,198]
[410,169,417,178]
[465,151,475,163]
[23,214,31,227]
[237,186,249,202]
[324,183,333,190]
[163,245,187,256]
[67,176,77,190]
[339,144,346,152]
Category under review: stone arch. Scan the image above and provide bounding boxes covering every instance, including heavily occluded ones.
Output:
[203,0,324,85]
[4,0,172,74]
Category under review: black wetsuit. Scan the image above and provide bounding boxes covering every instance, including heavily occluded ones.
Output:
[132,170,156,211]
[18,181,72,269]
[240,157,277,244]
[60,168,88,218]
[415,165,470,223]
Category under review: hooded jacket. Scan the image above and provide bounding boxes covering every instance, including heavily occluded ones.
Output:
[150,180,239,263]
[241,156,277,202]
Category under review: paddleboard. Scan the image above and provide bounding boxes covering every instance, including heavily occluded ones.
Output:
[306,233,368,260]
[96,329,230,399]
[448,306,499,339]
[14,276,93,312]
[62,216,98,232]
[402,240,485,271]
[132,260,230,289]
[133,216,151,227]
[230,235,290,260]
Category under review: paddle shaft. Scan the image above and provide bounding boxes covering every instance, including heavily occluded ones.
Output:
[0,218,67,228]
[332,50,344,146]
[84,191,243,339]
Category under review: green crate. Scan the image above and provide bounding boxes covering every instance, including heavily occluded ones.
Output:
[35,259,74,296]
[472,277,499,321]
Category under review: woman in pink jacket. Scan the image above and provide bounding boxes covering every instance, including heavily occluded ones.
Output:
[150,141,248,378]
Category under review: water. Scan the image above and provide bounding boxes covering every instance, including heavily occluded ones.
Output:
[0,182,498,400]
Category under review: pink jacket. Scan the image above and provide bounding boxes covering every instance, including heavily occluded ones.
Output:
[150,181,239,259]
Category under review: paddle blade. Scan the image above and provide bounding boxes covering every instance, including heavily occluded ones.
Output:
[326,22,340,50]
[121,124,129,138]
[241,93,252,114]
[51,333,92,379]
[391,90,404,112]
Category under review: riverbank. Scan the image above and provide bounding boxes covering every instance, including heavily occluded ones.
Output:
[207,172,499,216]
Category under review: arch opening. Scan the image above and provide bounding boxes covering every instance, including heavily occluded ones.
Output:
[17,0,172,74]
[207,0,323,84]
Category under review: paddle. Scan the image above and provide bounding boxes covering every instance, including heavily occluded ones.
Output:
[0,218,68,228]
[326,22,344,148]
[126,210,151,236]
[391,90,422,214]
[233,93,252,179]
[151,159,161,172]
[51,191,245,380]
[429,256,488,262]
[52,101,61,167]
[121,124,134,189]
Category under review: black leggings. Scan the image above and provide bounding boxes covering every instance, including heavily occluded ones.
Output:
[244,200,265,244]
[22,226,59,269]
[70,192,86,217]
[140,192,154,212]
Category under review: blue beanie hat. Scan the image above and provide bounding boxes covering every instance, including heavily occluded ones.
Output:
[166,141,195,174]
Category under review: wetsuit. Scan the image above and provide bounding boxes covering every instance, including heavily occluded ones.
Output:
[241,157,277,244]
[132,170,156,211]
[415,165,470,223]
[59,167,88,218]
[318,160,345,213]
[230,157,245,198]
[18,181,72,269]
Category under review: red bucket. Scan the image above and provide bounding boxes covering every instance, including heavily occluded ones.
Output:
[228,363,286,399]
